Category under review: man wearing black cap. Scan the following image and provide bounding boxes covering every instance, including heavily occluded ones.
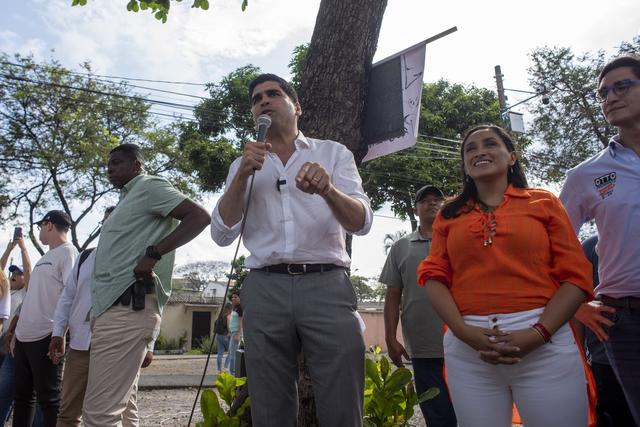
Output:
[380,185,457,427]
[12,210,77,427]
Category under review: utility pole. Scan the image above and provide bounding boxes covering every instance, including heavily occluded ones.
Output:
[494,65,507,112]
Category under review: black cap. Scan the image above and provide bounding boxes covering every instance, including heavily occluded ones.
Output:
[414,185,444,205]
[8,265,23,274]
[35,210,72,228]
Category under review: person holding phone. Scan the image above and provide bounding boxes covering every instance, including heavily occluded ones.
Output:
[0,234,32,423]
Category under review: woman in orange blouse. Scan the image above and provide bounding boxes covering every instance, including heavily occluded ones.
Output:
[418,125,595,427]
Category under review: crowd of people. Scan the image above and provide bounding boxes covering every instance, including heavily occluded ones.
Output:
[0,54,638,427]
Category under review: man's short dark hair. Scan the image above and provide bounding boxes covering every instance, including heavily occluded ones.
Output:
[599,55,640,83]
[248,74,299,104]
[109,144,144,164]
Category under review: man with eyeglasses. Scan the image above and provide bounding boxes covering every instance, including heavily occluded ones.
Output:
[560,54,640,425]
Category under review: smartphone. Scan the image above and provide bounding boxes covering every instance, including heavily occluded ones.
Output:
[13,227,23,240]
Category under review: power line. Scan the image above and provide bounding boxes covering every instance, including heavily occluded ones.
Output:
[0,60,209,87]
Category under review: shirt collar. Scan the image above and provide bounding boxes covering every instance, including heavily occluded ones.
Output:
[409,229,428,241]
[608,135,622,158]
[294,131,312,150]
[504,184,531,199]
[471,184,530,213]
[120,174,145,196]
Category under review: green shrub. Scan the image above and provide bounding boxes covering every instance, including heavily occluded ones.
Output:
[198,335,216,354]
[155,330,188,351]
[364,346,439,427]
[197,371,250,427]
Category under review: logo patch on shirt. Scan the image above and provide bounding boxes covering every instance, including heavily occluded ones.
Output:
[593,172,616,199]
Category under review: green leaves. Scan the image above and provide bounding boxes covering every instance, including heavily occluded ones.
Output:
[73,1,246,21]
[126,0,139,11]
[197,372,250,427]
[363,346,438,426]
[525,38,640,183]
[193,0,210,10]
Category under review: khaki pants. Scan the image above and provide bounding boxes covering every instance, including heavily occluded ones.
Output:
[57,349,139,427]
[82,294,160,427]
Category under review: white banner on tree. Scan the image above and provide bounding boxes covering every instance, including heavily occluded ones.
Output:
[362,43,426,162]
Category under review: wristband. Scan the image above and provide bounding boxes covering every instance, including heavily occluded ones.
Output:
[532,322,552,343]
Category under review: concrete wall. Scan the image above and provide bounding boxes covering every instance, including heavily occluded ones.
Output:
[160,304,400,353]
[358,309,403,353]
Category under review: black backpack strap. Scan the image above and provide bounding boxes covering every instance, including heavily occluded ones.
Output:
[76,247,95,281]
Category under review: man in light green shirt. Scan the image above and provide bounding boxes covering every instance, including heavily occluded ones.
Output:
[83,144,210,426]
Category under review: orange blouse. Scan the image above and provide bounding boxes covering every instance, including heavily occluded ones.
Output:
[417,185,594,315]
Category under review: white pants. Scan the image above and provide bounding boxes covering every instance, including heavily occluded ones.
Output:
[444,307,589,427]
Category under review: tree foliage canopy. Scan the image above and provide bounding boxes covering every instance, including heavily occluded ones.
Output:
[526,36,639,183]
[0,54,196,253]
[71,0,224,23]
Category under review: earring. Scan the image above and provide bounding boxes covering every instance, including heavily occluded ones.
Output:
[509,166,514,174]
[465,175,470,183]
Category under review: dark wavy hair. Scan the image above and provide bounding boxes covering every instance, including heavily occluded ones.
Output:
[441,125,528,219]
[598,54,640,83]
[248,73,299,104]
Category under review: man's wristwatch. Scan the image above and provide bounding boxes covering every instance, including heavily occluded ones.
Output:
[145,245,162,261]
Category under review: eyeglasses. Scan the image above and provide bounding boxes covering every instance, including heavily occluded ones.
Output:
[595,79,640,103]
[37,221,50,230]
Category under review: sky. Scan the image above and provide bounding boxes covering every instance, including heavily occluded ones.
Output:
[1,0,638,278]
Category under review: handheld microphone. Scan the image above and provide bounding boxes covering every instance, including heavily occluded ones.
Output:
[255,114,272,143]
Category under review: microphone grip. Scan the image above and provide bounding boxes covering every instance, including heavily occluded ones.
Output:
[256,124,269,143]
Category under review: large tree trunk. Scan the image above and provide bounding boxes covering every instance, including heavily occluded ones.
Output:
[299,0,388,164]
[296,1,388,425]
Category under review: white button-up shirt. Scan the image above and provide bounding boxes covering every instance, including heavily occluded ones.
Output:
[560,136,640,298]
[53,250,95,350]
[211,133,373,269]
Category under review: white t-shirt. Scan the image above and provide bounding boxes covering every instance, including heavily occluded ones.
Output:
[15,242,77,342]
[9,288,26,325]
[0,291,9,321]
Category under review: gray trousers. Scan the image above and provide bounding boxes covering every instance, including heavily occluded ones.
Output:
[242,268,365,427]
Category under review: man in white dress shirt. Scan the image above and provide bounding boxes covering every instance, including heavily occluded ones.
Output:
[211,74,373,427]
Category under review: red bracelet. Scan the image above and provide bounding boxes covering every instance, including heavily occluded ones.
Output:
[532,322,552,343]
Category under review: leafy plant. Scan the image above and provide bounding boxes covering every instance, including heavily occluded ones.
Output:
[154,330,188,351]
[364,346,439,427]
[198,334,215,354]
[197,372,250,427]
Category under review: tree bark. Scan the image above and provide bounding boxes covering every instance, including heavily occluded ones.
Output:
[295,1,388,425]
[299,0,388,164]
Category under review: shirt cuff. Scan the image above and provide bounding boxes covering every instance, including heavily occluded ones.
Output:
[351,198,373,236]
[210,203,243,246]
[52,324,66,338]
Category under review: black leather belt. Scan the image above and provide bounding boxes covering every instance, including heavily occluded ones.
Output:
[600,295,640,309]
[260,263,343,275]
